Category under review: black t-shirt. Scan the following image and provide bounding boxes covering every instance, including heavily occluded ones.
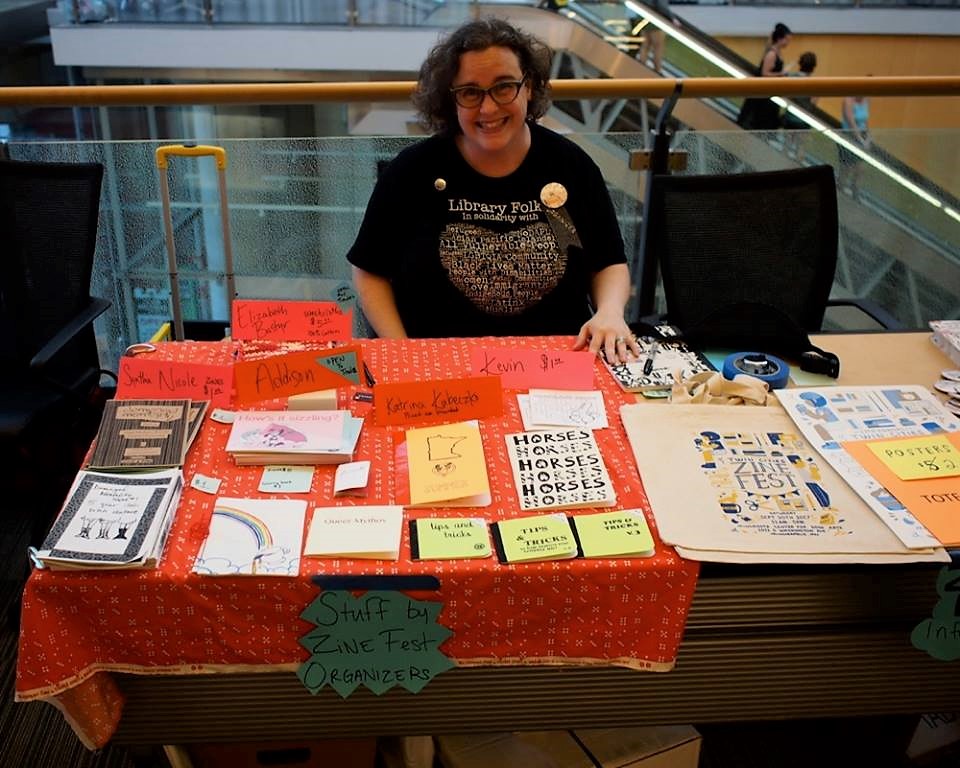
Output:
[347,123,626,338]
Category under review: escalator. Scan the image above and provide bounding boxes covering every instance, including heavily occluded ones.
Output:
[468,1,959,325]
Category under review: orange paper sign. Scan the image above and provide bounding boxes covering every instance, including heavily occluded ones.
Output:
[374,376,503,427]
[842,432,960,547]
[233,345,364,406]
[470,348,595,390]
[117,356,232,407]
[231,299,352,343]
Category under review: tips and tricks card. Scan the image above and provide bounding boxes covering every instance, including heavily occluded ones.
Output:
[569,509,654,558]
[410,517,492,560]
[491,513,579,563]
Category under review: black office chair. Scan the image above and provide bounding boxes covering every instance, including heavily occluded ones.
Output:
[0,159,113,543]
[636,165,899,361]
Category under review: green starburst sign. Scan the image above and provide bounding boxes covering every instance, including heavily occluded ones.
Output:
[297,590,454,697]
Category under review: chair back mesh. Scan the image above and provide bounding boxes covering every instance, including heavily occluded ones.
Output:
[649,165,838,349]
[0,160,104,380]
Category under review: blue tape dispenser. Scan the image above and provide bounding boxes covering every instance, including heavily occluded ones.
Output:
[722,352,790,390]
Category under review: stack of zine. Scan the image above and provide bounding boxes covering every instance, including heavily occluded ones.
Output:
[226,410,363,466]
[930,320,960,368]
[31,468,183,570]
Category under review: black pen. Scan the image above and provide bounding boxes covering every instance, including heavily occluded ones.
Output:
[642,341,659,376]
[362,361,376,387]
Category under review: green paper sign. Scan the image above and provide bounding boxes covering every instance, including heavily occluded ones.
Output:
[316,351,361,385]
[911,566,960,661]
[297,590,454,697]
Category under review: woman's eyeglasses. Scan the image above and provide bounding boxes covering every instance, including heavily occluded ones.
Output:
[450,77,527,109]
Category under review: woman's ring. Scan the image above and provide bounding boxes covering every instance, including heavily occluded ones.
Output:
[615,337,627,345]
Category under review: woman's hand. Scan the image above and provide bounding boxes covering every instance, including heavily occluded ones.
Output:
[574,264,640,362]
[574,308,640,363]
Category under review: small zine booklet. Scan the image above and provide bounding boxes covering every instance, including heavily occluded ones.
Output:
[603,339,714,393]
[34,468,184,570]
[193,497,307,576]
[87,399,192,471]
[569,509,655,558]
[304,505,404,560]
[404,420,491,508]
[504,428,616,512]
[409,517,492,561]
[490,513,579,564]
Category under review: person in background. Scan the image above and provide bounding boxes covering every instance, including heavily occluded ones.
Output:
[737,22,793,131]
[783,51,818,161]
[635,0,679,75]
[347,18,640,363]
[839,93,871,196]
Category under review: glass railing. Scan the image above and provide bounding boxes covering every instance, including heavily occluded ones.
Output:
[48,0,960,26]
[4,126,958,375]
[52,0,481,26]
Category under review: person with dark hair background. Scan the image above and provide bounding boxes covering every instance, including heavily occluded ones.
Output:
[737,22,793,131]
[347,18,640,363]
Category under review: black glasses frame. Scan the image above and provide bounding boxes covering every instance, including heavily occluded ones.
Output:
[450,76,528,109]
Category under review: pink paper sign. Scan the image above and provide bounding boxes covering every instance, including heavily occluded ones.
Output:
[470,348,595,390]
[117,356,233,407]
[231,299,352,343]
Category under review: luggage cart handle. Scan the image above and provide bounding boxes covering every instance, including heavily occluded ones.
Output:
[155,144,235,342]
[155,144,227,170]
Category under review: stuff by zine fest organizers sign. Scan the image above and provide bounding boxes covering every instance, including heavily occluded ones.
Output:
[298,590,454,696]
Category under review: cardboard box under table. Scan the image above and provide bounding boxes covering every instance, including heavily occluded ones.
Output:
[437,726,702,768]
[15,336,699,749]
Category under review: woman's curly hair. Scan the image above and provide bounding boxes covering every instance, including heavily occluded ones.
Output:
[413,18,553,136]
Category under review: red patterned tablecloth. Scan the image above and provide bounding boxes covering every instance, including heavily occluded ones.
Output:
[16,336,699,748]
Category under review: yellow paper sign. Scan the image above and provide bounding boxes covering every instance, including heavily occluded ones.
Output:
[866,435,960,480]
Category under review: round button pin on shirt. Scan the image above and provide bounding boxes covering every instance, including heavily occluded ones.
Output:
[540,182,568,209]
[434,178,447,191]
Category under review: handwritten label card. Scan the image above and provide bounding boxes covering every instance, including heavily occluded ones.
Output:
[259,465,315,493]
[233,345,364,406]
[374,376,502,427]
[843,432,960,546]
[334,461,371,496]
[298,590,454,697]
[231,299,352,343]
[470,347,594,390]
[865,435,960,480]
[117,356,232,407]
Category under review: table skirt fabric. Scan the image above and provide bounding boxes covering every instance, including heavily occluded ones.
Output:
[16,336,699,748]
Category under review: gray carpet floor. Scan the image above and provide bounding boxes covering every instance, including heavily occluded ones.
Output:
[0,504,158,768]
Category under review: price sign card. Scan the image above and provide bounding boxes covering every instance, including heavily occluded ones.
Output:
[233,345,364,405]
[117,356,232,407]
[231,299,352,343]
[864,435,960,480]
[374,376,502,427]
[843,432,960,547]
[470,347,594,390]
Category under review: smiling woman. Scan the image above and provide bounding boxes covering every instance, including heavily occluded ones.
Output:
[346,18,640,363]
